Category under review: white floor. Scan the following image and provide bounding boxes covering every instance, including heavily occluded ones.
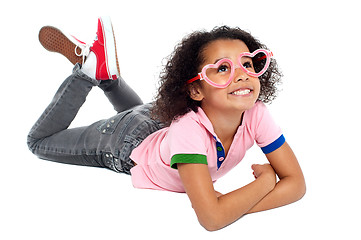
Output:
[2,1,360,239]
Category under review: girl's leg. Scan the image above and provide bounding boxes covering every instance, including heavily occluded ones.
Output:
[27,65,160,174]
[27,17,142,173]
[99,77,143,113]
[27,65,107,168]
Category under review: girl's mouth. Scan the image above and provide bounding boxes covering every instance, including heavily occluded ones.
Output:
[230,88,252,96]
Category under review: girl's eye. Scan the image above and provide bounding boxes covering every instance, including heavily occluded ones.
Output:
[243,61,253,68]
[217,64,230,73]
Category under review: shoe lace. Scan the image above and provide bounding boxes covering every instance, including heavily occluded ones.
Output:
[72,35,91,65]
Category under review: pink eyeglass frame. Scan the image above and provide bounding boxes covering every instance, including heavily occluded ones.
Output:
[187,49,273,88]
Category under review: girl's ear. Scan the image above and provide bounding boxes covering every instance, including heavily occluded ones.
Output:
[188,84,204,101]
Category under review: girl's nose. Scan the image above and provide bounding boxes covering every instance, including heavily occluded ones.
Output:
[234,67,249,82]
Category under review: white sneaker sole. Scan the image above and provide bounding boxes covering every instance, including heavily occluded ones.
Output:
[99,16,119,80]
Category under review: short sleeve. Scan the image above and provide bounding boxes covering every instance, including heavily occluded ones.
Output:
[260,134,285,154]
[167,112,209,169]
[170,154,208,169]
[253,102,285,154]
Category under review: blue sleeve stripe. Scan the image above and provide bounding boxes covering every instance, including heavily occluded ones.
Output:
[261,134,285,154]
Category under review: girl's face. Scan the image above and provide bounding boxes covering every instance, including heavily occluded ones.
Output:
[192,39,261,115]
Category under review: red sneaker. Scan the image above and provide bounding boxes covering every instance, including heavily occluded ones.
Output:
[91,17,120,80]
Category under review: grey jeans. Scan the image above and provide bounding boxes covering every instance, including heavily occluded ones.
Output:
[27,64,163,174]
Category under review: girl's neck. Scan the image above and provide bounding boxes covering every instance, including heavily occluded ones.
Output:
[202,106,244,145]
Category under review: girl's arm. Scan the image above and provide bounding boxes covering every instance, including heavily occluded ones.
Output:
[177,162,277,231]
[247,141,306,214]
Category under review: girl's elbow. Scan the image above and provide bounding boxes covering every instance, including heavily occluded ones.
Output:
[199,217,223,232]
[197,208,236,232]
[294,176,306,201]
[203,224,221,232]
[299,181,306,200]
[196,209,224,231]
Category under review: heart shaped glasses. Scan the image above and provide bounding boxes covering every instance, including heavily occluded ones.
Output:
[187,49,273,88]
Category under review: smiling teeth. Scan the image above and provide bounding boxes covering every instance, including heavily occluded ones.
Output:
[232,89,251,95]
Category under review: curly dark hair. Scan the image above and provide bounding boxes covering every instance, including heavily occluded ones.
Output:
[152,26,282,125]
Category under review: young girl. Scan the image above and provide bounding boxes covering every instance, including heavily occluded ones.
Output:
[28,17,306,231]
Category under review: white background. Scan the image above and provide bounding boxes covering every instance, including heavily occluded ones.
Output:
[1,0,360,239]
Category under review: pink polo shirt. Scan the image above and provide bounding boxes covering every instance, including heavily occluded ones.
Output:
[130,101,284,193]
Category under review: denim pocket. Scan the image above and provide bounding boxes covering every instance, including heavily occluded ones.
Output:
[97,110,132,135]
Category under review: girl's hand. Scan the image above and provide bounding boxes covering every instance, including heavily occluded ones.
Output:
[252,164,277,189]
